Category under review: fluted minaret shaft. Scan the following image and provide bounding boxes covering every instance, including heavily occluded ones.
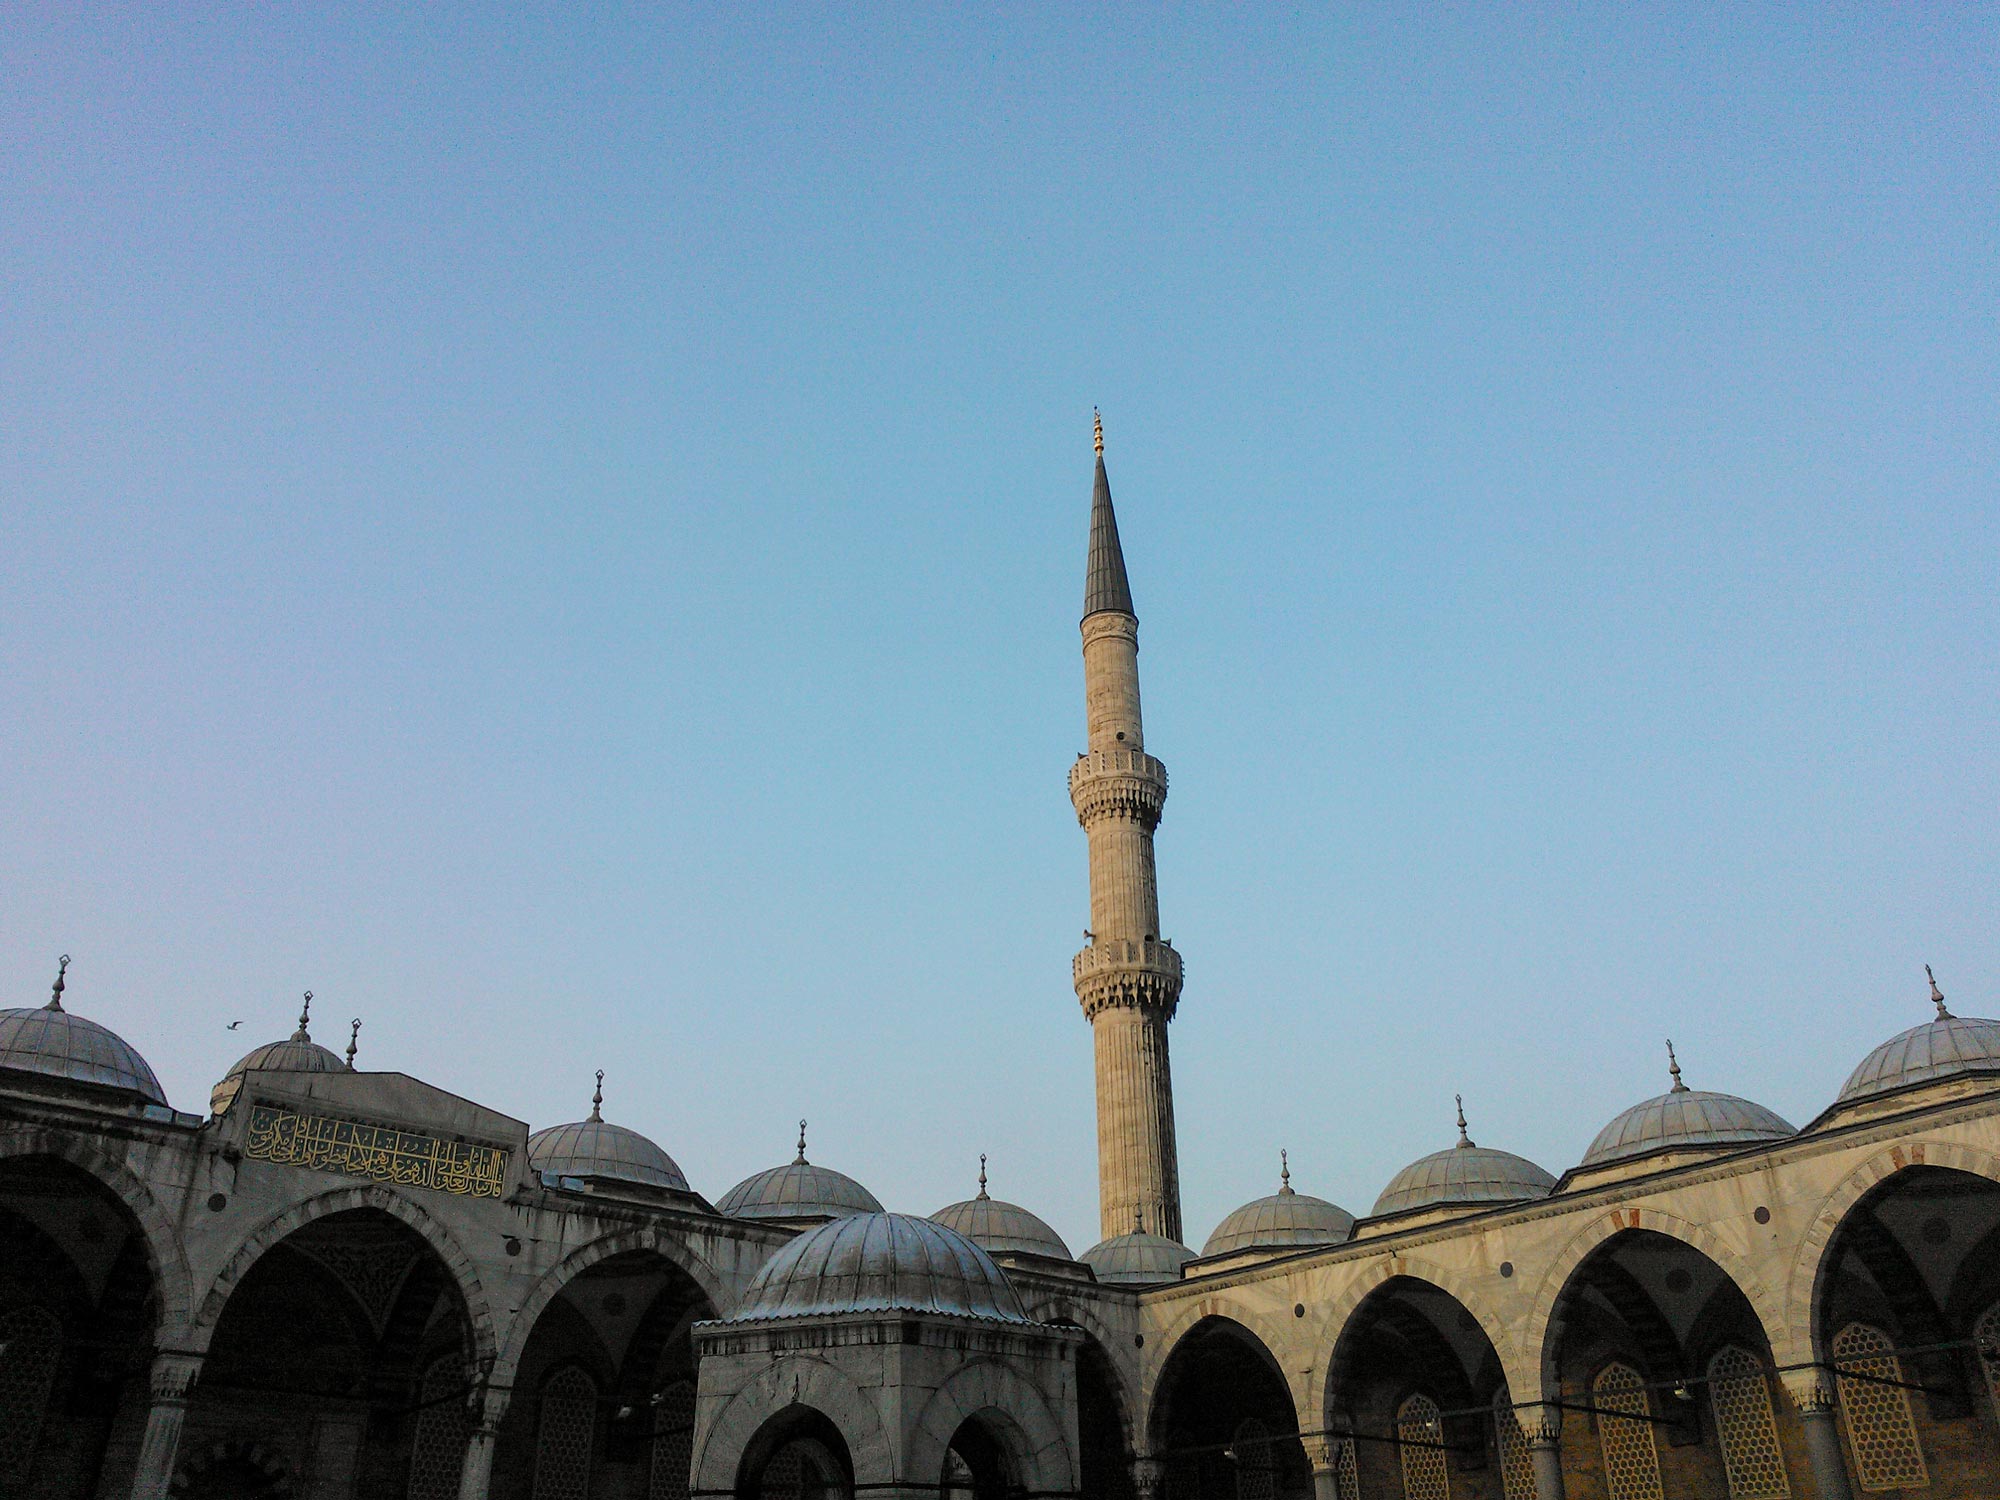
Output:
[1073,436,1183,1242]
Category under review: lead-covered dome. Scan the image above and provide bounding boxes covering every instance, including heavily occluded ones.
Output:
[210,994,347,1116]
[1372,1098,1556,1218]
[1082,1226,1196,1286]
[716,1123,883,1224]
[930,1159,1073,1261]
[1581,1045,1793,1168]
[728,1212,1030,1324]
[1203,1154,1355,1257]
[1838,973,2000,1105]
[0,959,167,1106]
[530,1072,689,1192]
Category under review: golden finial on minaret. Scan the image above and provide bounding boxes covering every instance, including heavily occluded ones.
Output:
[1093,408,1104,457]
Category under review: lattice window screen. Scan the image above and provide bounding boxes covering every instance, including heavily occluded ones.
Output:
[1832,1323,1928,1492]
[1706,1346,1791,1498]
[1334,1438,1360,1500]
[1233,1418,1275,1500]
[1977,1304,2000,1430]
[1592,1363,1664,1500]
[0,1306,60,1487]
[532,1366,599,1500]
[1397,1393,1451,1500]
[1493,1390,1537,1500]
[650,1381,696,1500]
[407,1353,469,1500]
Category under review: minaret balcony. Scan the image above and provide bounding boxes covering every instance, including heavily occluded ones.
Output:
[1072,937,1183,1019]
[1069,750,1169,827]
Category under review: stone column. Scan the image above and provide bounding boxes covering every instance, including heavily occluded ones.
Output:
[128,1351,203,1500]
[1519,1404,1565,1500]
[1131,1454,1167,1500]
[456,1385,511,1500]
[1300,1433,1341,1500]
[1781,1371,1854,1500]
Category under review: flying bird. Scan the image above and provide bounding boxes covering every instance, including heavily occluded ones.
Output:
[226,1021,242,1030]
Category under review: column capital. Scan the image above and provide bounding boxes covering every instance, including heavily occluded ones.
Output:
[1298,1432,1338,1472]
[1780,1367,1839,1415]
[1131,1456,1168,1500]
[1516,1401,1563,1449]
[148,1350,204,1403]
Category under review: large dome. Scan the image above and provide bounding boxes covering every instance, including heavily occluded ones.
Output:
[1203,1155,1355,1257]
[1839,975,2000,1105]
[1581,1046,1794,1168]
[930,1160,1073,1261]
[210,994,346,1116]
[1081,1229,1195,1286]
[728,1212,1030,1324]
[716,1123,883,1223]
[1372,1099,1556,1218]
[529,1072,689,1192]
[0,960,166,1106]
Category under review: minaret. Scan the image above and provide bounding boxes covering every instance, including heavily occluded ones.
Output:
[1072,413,1184,1242]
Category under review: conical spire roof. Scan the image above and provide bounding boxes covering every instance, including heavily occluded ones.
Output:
[1083,413,1135,620]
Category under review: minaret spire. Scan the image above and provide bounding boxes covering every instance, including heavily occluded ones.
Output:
[1072,415,1184,1242]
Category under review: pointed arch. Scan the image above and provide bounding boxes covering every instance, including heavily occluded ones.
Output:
[0,1123,194,1339]
[190,1183,496,1363]
[1148,1299,1308,1430]
[1311,1253,1526,1422]
[908,1359,1077,1495]
[691,1357,894,1494]
[1525,1206,1785,1395]
[1782,1139,2000,1367]
[491,1224,726,1389]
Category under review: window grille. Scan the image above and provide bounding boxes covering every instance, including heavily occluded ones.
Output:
[0,1306,60,1487]
[1493,1389,1536,1500]
[1233,1418,1275,1500]
[1706,1346,1790,1498]
[1977,1303,2000,1431]
[1592,1363,1663,1500]
[1396,1393,1451,1500]
[532,1366,598,1500]
[650,1381,696,1500]
[406,1353,469,1500]
[1832,1323,1927,1491]
[1333,1438,1360,1500]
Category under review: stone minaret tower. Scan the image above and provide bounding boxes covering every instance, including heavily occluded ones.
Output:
[1072,414,1184,1242]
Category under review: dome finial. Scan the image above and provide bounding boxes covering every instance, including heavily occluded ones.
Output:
[47,954,70,1013]
[345,1018,361,1070]
[1455,1093,1475,1147]
[590,1069,605,1122]
[1279,1147,1293,1194]
[1927,964,1952,1020]
[977,1153,989,1200]
[796,1119,809,1165]
[294,991,313,1041]
[1094,407,1104,457]
[1667,1039,1688,1093]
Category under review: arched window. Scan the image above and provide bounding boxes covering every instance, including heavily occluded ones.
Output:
[1232,1417,1275,1500]
[1705,1346,1790,1498]
[407,1353,469,1500]
[1591,1363,1663,1500]
[1333,1437,1360,1500]
[1396,1393,1451,1500]
[1831,1322,1927,1491]
[0,1306,61,1488]
[533,1365,599,1500]
[1977,1302,2000,1430]
[1493,1389,1537,1500]
[651,1380,697,1500]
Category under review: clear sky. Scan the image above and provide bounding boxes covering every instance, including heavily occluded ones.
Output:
[3,7,1994,1254]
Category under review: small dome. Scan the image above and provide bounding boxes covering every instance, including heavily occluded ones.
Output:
[211,995,347,1115]
[1838,974,2000,1105]
[1582,1047,1792,1168]
[930,1159,1072,1260]
[1372,1098,1555,1218]
[716,1123,883,1223]
[529,1073,689,1192]
[1203,1155,1355,1257]
[727,1212,1030,1324]
[1081,1229,1196,1286]
[0,961,166,1105]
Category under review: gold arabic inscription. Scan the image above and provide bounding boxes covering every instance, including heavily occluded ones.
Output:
[245,1104,508,1198]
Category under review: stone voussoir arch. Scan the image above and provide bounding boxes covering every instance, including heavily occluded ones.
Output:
[1024,1293,1139,1447]
[191,1182,497,1362]
[1311,1252,1527,1423]
[0,1122,196,1341]
[490,1223,729,1390]
[1783,1138,2000,1368]
[1526,1203,1786,1394]
[908,1357,1077,1494]
[691,1354,894,1494]
[1147,1297,1313,1447]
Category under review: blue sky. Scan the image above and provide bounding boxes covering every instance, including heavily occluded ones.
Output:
[3,7,1994,1252]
